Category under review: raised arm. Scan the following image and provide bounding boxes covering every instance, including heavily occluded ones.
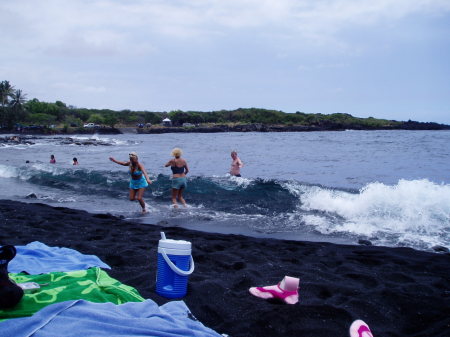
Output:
[109,157,130,166]
[164,159,174,167]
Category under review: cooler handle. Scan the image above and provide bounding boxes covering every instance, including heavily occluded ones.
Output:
[160,249,195,276]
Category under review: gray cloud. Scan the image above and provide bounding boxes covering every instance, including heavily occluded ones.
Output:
[1,0,449,123]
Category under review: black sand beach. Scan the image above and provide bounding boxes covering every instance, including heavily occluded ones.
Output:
[1,199,449,337]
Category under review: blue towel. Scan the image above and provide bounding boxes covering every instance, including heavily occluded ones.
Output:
[0,299,222,337]
[8,241,110,274]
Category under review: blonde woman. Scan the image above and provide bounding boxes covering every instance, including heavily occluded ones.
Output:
[109,152,152,213]
[165,148,189,208]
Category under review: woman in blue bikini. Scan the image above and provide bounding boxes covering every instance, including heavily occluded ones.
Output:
[165,148,189,208]
[109,152,152,213]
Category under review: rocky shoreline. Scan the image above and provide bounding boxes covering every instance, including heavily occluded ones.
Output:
[0,135,114,146]
[1,119,449,136]
[137,121,450,134]
[0,127,122,136]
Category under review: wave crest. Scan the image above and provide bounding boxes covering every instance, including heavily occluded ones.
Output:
[1,163,448,251]
[300,179,450,249]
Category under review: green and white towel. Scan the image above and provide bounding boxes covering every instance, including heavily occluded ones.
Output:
[1,267,144,320]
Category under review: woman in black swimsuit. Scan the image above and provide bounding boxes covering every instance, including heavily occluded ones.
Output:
[165,148,189,208]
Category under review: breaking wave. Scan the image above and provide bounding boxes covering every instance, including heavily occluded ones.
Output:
[1,163,448,251]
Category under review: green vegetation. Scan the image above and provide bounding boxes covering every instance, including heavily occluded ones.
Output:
[1,80,446,132]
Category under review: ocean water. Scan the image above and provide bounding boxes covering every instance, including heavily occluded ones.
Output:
[1,130,449,252]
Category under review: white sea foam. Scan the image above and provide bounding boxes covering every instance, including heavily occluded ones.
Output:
[299,179,450,249]
[228,174,253,187]
[70,134,101,141]
[279,180,310,196]
[0,164,19,178]
[210,174,254,189]
[30,163,59,174]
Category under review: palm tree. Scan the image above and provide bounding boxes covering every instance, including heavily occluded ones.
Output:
[0,80,14,108]
[9,89,28,123]
[0,81,15,127]
[9,89,27,110]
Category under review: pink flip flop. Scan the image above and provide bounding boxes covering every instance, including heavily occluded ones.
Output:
[349,320,374,337]
[249,276,299,304]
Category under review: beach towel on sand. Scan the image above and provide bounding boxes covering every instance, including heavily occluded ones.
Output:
[0,267,143,319]
[7,241,110,274]
[0,299,221,337]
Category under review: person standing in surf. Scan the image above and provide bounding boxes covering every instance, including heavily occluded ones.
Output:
[109,152,152,213]
[50,154,56,164]
[165,148,189,208]
[230,150,243,177]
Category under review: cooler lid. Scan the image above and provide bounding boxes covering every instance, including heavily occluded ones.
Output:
[158,238,191,250]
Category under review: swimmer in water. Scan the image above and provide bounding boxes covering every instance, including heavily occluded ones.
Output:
[230,150,243,177]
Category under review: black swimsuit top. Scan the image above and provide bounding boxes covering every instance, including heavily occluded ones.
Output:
[171,166,185,174]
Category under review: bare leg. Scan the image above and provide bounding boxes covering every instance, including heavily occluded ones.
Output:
[136,188,147,212]
[177,188,186,207]
[171,189,179,208]
[129,189,137,201]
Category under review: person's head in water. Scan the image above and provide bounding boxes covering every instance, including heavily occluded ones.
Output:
[231,150,238,159]
[171,148,182,158]
[50,154,56,163]
[129,152,139,165]
[73,157,78,165]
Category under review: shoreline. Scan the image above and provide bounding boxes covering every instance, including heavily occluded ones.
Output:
[1,199,449,336]
[1,120,450,136]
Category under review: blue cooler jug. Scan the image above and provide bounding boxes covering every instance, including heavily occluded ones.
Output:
[156,232,195,298]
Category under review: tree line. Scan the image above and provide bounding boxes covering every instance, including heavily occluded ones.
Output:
[0,80,422,131]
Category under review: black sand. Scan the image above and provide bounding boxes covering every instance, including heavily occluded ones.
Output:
[1,199,449,337]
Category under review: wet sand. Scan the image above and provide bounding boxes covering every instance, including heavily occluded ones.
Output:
[1,199,449,337]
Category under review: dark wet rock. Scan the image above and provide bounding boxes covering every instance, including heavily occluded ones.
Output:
[25,193,38,199]
[59,137,112,146]
[0,127,122,135]
[358,239,373,246]
[137,124,323,134]
[137,121,450,134]
[0,136,35,146]
[432,245,449,253]
[3,120,449,136]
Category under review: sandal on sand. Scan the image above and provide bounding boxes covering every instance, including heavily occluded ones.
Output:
[249,276,299,304]
[349,320,374,337]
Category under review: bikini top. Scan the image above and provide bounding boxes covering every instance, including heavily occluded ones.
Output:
[171,166,185,174]
[130,167,143,176]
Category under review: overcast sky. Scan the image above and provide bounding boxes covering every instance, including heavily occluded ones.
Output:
[1,0,449,123]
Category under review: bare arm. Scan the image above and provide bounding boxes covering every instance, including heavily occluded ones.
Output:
[139,163,152,184]
[164,159,174,167]
[237,158,243,168]
[183,160,189,174]
[109,157,130,166]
